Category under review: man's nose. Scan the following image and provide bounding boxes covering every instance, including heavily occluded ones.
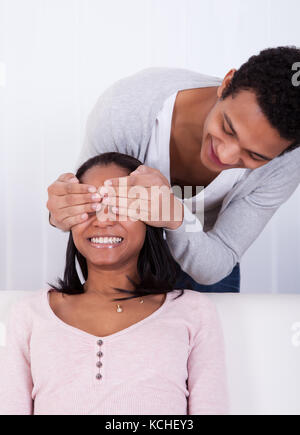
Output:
[216,142,241,166]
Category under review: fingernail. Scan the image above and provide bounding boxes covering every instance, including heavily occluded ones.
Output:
[92,193,101,200]
[88,186,97,193]
[104,180,112,186]
[70,178,79,183]
[81,213,88,220]
[99,187,108,196]
[93,203,102,211]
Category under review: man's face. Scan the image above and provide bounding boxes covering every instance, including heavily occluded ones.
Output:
[201,77,293,172]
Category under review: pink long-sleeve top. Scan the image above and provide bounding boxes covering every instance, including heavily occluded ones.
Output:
[0,288,229,415]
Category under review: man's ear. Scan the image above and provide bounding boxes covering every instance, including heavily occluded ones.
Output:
[217,68,237,98]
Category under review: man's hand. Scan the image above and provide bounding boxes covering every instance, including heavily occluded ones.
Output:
[47,173,102,232]
[98,165,184,230]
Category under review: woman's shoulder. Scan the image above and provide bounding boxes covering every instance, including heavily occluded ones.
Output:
[168,289,221,334]
[169,289,218,315]
[9,288,51,316]
[5,289,49,335]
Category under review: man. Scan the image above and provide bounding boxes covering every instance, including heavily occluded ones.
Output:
[47,46,300,293]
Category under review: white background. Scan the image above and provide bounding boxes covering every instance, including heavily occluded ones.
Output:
[0,0,299,293]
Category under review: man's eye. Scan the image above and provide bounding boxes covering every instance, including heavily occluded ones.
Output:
[249,153,265,162]
[222,122,234,136]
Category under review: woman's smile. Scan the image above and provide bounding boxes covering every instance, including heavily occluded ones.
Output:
[87,236,125,249]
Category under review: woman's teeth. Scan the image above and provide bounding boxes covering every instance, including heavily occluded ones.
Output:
[90,237,123,244]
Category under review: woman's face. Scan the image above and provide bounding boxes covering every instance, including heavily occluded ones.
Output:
[72,163,147,270]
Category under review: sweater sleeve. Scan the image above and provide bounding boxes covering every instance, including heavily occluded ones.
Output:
[75,85,119,170]
[75,69,152,170]
[0,301,34,415]
[165,152,300,285]
[187,298,229,415]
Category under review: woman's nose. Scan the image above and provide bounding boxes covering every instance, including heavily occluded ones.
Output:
[217,142,241,166]
[92,204,117,226]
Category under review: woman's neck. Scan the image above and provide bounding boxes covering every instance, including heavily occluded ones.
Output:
[84,263,140,299]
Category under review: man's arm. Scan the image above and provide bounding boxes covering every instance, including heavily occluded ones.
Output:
[47,72,143,231]
[165,152,300,285]
[47,85,120,231]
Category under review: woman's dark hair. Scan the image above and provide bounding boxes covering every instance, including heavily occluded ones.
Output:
[221,46,300,154]
[48,152,183,302]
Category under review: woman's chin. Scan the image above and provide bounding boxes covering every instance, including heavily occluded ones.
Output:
[78,247,124,267]
[87,256,123,268]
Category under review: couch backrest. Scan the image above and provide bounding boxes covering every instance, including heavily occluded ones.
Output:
[0,291,299,415]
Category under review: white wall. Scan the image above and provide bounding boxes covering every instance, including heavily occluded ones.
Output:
[0,0,299,293]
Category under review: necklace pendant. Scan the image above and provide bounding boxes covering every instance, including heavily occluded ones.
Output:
[116,304,123,313]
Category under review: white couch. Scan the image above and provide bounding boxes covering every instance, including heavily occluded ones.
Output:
[0,291,299,415]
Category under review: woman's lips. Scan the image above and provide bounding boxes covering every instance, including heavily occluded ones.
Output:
[208,138,230,168]
[87,239,124,249]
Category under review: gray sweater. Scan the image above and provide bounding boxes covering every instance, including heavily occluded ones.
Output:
[76,68,300,285]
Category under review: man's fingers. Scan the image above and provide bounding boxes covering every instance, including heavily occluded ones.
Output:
[105,174,156,187]
[99,185,154,199]
[129,165,149,175]
[112,206,148,222]
[54,193,102,209]
[48,180,98,196]
[102,195,150,211]
[63,213,89,230]
[57,173,78,182]
[59,202,103,222]
[98,176,172,199]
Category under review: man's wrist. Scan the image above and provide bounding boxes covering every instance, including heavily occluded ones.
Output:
[165,219,183,231]
[165,197,184,230]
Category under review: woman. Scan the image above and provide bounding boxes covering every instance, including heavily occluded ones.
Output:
[47,46,300,293]
[0,153,229,416]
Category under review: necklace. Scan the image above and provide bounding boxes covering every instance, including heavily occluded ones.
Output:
[116,298,144,313]
[83,283,144,313]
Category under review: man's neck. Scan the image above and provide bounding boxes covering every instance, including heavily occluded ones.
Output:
[170,87,220,188]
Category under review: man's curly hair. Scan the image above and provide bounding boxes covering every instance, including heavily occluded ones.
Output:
[221,46,300,154]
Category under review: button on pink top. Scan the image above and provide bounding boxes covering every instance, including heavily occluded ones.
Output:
[0,288,229,415]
